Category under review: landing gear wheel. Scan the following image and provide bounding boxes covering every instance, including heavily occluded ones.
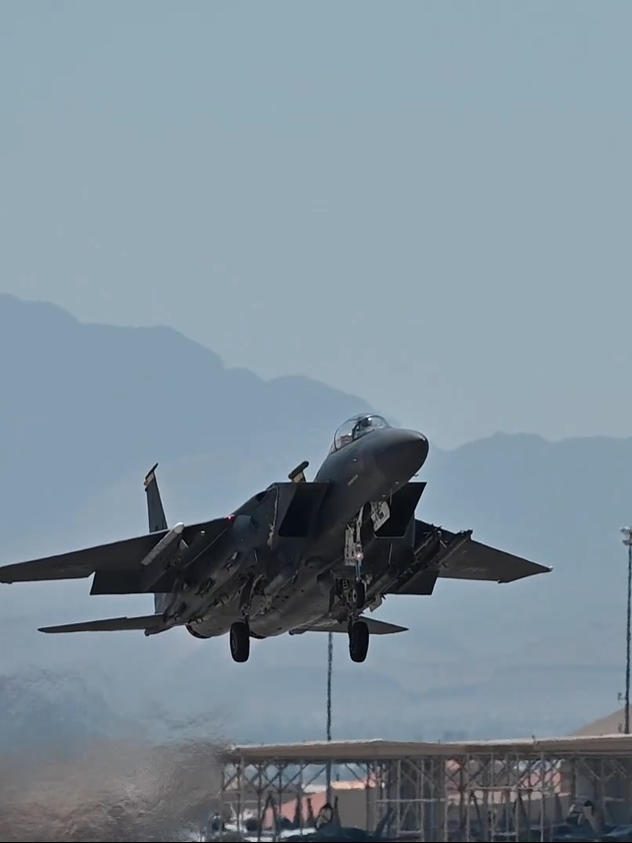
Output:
[353,580,366,611]
[348,619,370,663]
[229,620,250,663]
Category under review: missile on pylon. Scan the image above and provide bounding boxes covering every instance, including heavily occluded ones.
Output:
[139,522,185,592]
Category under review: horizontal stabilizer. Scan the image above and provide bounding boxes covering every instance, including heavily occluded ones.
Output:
[39,614,164,634]
[289,617,408,636]
[395,570,438,596]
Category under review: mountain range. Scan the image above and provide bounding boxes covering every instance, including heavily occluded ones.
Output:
[0,292,630,746]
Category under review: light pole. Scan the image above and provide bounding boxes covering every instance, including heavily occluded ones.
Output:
[325,631,333,799]
[621,527,632,734]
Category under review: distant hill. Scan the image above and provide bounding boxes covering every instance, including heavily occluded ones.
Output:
[0,293,629,745]
[0,293,371,556]
[572,705,631,737]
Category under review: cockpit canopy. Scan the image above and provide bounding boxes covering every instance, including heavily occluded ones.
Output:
[330,413,391,453]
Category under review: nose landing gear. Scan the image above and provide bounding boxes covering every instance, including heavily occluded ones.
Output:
[229,620,250,662]
[348,619,369,663]
[344,501,390,610]
[344,508,369,613]
[342,507,377,663]
[352,579,366,611]
[344,511,365,569]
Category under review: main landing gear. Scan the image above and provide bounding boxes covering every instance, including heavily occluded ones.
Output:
[229,620,250,663]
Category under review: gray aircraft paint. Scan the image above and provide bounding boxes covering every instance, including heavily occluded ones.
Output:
[0,414,550,664]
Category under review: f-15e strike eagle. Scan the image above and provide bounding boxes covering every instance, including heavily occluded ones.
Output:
[0,414,551,663]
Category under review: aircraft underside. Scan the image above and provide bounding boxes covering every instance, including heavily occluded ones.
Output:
[185,547,381,663]
[186,585,386,665]
[185,496,413,664]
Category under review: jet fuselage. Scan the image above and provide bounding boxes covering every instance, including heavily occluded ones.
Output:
[186,418,429,641]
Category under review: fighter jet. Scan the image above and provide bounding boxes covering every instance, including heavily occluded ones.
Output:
[0,413,551,663]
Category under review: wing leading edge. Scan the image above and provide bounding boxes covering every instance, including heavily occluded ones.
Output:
[0,517,231,586]
[436,536,551,583]
[387,519,551,596]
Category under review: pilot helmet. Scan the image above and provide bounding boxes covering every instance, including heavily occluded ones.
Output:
[353,415,373,436]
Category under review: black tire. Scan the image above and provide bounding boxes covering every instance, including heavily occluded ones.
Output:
[229,620,250,663]
[348,619,369,663]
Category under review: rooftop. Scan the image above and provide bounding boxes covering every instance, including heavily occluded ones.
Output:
[219,734,632,764]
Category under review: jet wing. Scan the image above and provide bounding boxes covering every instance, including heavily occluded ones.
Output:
[0,518,231,586]
[289,617,408,635]
[386,519,551,596]
[435,536,551,583]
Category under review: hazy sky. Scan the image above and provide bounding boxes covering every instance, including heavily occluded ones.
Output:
[1,1,630,448]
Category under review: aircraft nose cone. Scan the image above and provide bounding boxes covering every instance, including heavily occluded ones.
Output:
[375,429,429,484]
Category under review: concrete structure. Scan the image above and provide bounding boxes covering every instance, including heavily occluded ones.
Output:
[218,735,632,840]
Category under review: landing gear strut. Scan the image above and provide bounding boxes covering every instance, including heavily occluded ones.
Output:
[229,620,250,663]
[344,508,368,610]
[348,619,369,663]
[344,511,364,567]
[352,580,366,611]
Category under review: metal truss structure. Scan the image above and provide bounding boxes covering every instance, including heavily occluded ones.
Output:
[218,735,632,841]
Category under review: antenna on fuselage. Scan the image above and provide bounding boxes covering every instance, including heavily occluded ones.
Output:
[288,460,309,483]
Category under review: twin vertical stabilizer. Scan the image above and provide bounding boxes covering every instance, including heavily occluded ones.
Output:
[144,463,168,533]
[144,463,169,613]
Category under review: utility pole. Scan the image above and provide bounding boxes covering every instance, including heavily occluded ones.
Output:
[325,631,333,799]
[621,528,632,734]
